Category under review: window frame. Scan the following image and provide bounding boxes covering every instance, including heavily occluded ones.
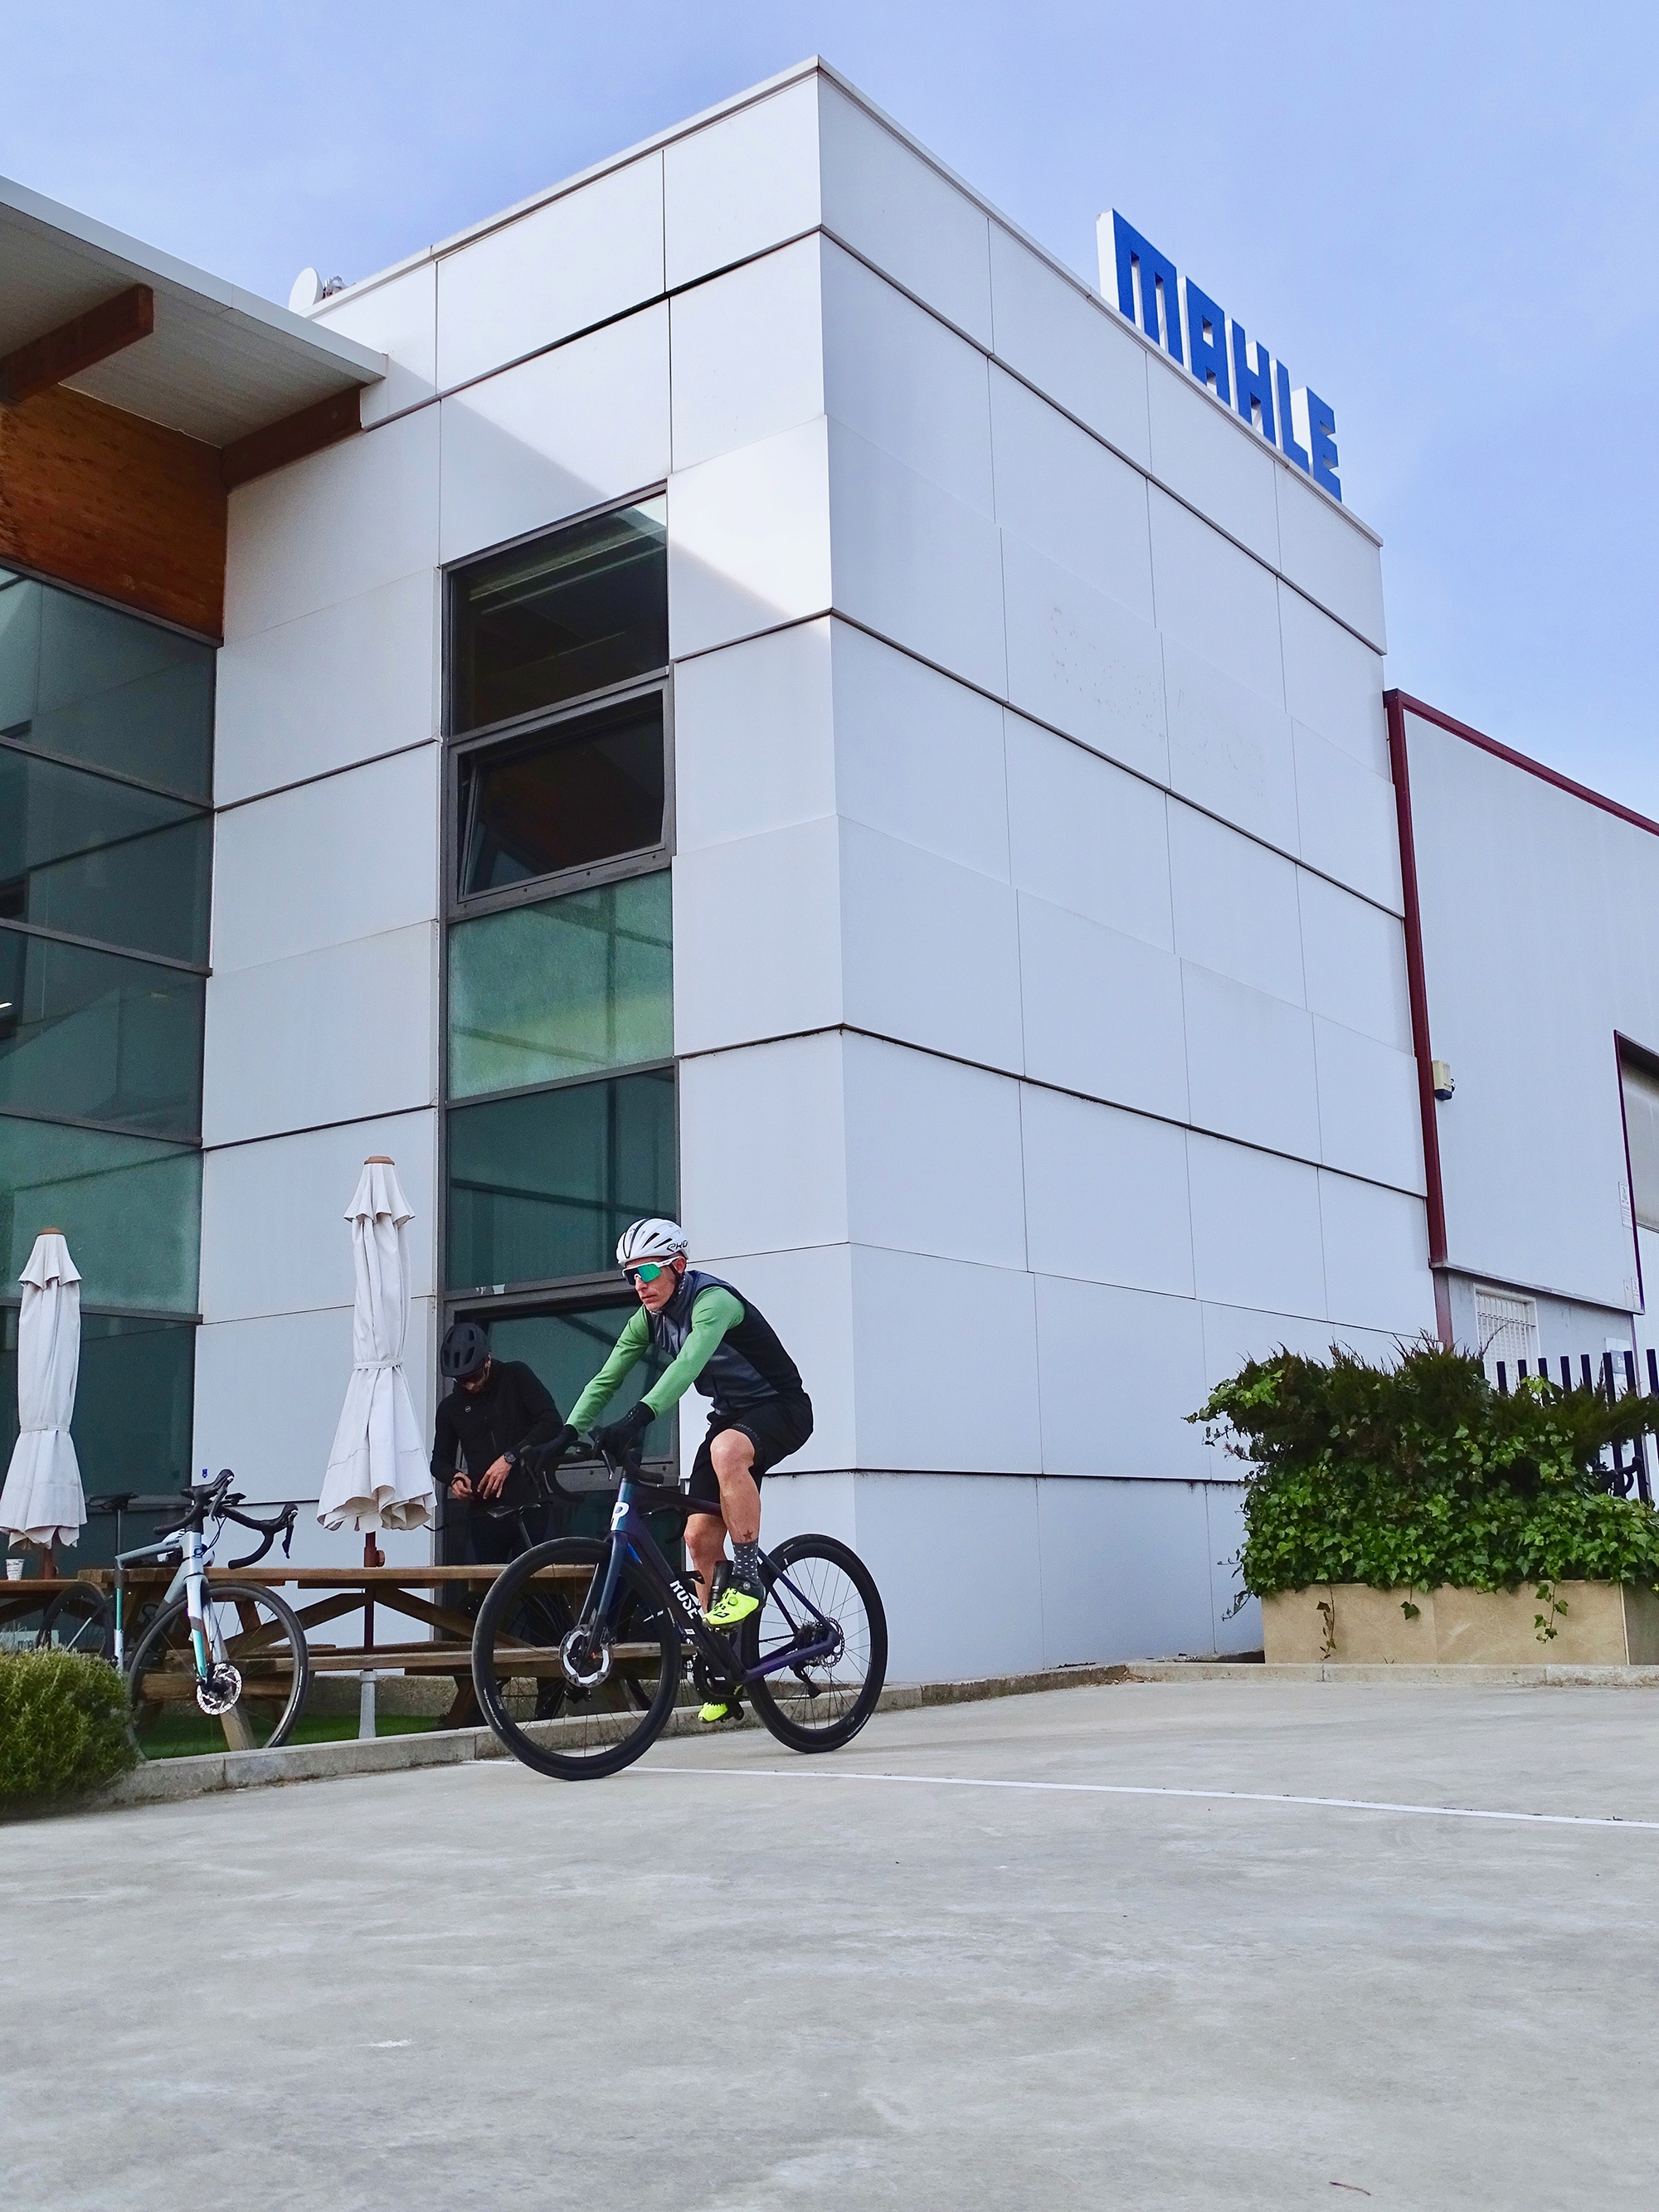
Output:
[437,493,679,1463]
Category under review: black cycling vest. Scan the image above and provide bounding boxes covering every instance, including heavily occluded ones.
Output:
[647,1269,805,1417]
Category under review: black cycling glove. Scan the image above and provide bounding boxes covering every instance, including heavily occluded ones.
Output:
[593,1401,655,1457]
[520,1424,577,1475]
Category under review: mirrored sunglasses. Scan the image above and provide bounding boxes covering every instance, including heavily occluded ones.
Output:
[623,1261,669,1286]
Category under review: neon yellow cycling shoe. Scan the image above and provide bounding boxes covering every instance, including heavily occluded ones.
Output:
[698,1699,738,1723]
[704,1586,761,1629]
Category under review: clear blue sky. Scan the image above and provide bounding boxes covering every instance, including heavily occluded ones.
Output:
[7,2,1655,809]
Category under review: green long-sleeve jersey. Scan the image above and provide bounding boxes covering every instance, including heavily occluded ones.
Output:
[567,1285,746,1434]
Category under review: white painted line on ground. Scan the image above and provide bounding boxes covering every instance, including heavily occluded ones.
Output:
[636,1767,1659,1831]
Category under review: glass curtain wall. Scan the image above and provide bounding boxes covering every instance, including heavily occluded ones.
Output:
[0,569,212,1560]
[443,498,676,1526]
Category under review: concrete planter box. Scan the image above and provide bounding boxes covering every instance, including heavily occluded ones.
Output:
[1262,1581,1659,1666]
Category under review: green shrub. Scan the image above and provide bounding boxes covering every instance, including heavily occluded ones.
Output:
[0,1650,136,1805]
[1191,1338,1659,1599]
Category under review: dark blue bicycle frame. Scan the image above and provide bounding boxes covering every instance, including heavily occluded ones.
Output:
[587,1461,840,1684]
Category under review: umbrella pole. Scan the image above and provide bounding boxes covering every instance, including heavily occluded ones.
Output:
[362,1530,383,1649]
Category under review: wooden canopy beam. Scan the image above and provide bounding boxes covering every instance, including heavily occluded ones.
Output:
[221,385,362,490]
[0,284,155,406]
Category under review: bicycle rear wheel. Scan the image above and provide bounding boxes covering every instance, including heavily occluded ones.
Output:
[743,1534,887,1753]
[35,1582,114,1660]
[126,1581,309,1758]
[473,1538,681,1780]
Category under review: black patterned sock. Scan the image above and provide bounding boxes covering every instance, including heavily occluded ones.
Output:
[731,1539,762,1596]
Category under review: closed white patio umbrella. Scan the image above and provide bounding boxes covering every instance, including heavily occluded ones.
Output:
[318,1159,433,1536]
[0,1229,86,1558]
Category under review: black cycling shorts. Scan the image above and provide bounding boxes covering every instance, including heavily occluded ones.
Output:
[685,1393,814,1517]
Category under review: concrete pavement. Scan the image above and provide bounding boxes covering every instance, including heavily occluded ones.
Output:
[3,1679,1657,2210]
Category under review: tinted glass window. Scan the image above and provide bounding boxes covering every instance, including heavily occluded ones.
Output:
[487,1302,675,1469]
[448,871,672,1098]
[1,1310,196,1563]
[0,1115,201,1310]
[459,693,664,894]
[450,499,667,735]
[1624,1057,1659,1232]
[0,750,210,962]
[0,931,204,1138]
[446,1069,675,1291]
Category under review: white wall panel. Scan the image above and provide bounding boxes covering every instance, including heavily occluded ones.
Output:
[1036,1476,1217,1662]
[672,620,835,854]
[1318,1170,1436,1335]
[818,81,993,345]
[664,77,822,289]
[214,572,437,806]
[832,625,1008,879]
[1034,1277,1208,1477]
[987,223,1151,468]
[1022,1087,1194,1298]
[1313,1018,1425,1193]
[1169,804,1305,1004]
[671,817,842,1053]
[202,923,437,1146]
[211,746,439,973]
[439,305,670,564]
[669,235,824,473]
[226,406,439,642]
[679,1031,848,1257]
[854,1472,1046,1679]
[1276,467,1386,651]
[828,420,1005,697]
[194,1300,436,1525]
[1018,894,1188,1119]
[1183,964,1320,1161]
[1294,719,1402,912]
[668,416,831,659]
[1277,581,1387,772]
[314,262,436,426]
[1148,487,1284,708]
[989,366,1153,616]
[685,1242,855,1476]
[1146,360,1280,565]
[844,1035,1025,1270]
[839,820,1023,1073]
[1005,713,1170,946]
[1000,531,1167,782]
[823,241,994,514]
[436,155,664,387]
[850,1245,1041,1472]
[1297,872,1412,1048]
[1199,1300,1401,1388]
[1186,1131,1326,1318]
[1163,635,1299,854]
[199,1110,437,1323]
[1205,1486,1262,1655]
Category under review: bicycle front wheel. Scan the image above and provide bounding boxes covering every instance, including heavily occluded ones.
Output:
[473,1539,681,1780]
[743,1534,887,1753]
[126,1581,309,1759]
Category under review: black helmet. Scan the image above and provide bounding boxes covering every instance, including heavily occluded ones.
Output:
[440,1320,490,1381]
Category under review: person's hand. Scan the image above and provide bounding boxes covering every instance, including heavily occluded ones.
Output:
[479,1456,513,1500]
[449,1474,472,1500]
[593,1402,654,1460]
[521,1425,577,1476]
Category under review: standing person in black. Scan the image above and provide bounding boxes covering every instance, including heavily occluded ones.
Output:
[431,1321,571,1564]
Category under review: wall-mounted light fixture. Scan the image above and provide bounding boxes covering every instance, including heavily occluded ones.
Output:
[1431,1059,1455,1101]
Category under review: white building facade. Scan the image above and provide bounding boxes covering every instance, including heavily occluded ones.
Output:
[176,60,1437,1679]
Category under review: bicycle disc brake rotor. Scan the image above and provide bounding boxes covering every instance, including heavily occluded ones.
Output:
[560,1626,612,1691]
[196,1662,243,1715]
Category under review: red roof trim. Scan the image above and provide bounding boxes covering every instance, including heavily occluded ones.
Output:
[1389,690,1659,841]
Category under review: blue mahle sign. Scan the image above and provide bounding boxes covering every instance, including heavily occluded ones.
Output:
[1100,210,1340,503]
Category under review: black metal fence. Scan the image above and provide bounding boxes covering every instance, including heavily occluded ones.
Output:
[1491,1348,1658,1505]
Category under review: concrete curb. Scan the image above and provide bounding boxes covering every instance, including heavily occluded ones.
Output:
[22,1655,1659,1819]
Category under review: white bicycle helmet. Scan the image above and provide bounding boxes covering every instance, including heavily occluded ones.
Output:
[615,1217,689,1266]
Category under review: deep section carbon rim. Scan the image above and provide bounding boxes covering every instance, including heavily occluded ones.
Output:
[744,1534,887,1752]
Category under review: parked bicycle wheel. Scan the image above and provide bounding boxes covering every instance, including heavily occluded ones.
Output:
[35,1581,114,1660]
[742,1534,887,1753]
[126,1580,309,1758]
[473,1538,681,1780]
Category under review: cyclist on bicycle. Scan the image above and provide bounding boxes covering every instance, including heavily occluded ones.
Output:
[552,1218,812,1714]
[432,1321,568,1564]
